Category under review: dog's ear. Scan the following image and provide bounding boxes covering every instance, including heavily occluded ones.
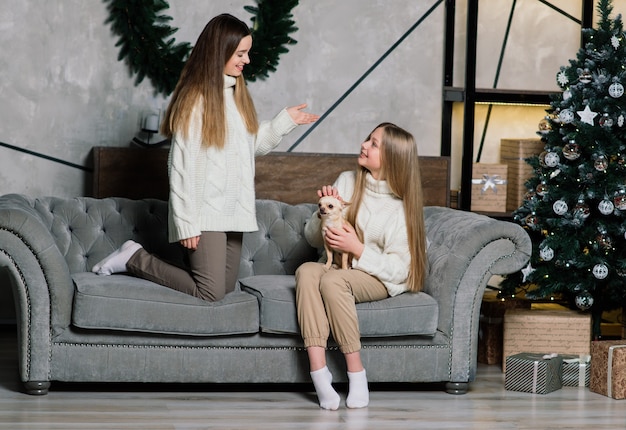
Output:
[341,200,351,208]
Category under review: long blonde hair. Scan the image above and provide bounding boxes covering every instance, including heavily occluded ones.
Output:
[346,123,427,292]
[161,14,259,147]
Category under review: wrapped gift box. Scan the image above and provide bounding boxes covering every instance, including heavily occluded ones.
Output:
[504,352,563,394]
[500,138,545,212]
[478,290,530,365]
[589,341,626,399]
[502,308,591,371]
[471,163,508,213]
[561,354,591,387]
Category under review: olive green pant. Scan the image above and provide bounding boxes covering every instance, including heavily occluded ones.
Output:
[127,231,242,302]
[295,262,388,354]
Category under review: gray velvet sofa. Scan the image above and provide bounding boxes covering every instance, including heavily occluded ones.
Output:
[0,194,531,395]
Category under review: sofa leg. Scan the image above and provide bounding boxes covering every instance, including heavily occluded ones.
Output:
[445,382,468,395]
[24,381,50,395]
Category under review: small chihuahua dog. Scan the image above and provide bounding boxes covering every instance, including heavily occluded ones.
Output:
[318,195,352,269]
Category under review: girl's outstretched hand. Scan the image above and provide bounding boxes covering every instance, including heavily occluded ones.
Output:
[286,103,320,125]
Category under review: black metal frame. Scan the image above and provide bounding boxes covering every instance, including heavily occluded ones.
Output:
[441,0,594,211]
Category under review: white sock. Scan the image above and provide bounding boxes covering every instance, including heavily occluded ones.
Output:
[310,366,340,410]
[346,369,369,408]
[92,240,142,275]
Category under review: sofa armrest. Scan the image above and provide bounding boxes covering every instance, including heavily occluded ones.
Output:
[423,206,531,381]
[0,194,74,385]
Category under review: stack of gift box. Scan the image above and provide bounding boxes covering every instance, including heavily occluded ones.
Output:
[471,138,545,213]
[502,305,592,394]
[497,302,626,398]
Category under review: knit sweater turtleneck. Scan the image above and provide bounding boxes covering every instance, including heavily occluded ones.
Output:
[167,75,297,242]
[303,170,412,297]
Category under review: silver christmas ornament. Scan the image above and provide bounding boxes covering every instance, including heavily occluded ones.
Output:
[563,141,581,160]
[538,118,552,135]
[559,109,575,124]
[574,200,590,219]
[540,247,555,261]
[575,291,594,310]
[614,193,626,210]
[579,69,592,83]
[553,199,568,215]
[592,263,609,279]
[594,154,609,171]
[598,199,615,215]
[609,82,624,98]
[544,152,560,167]
[599,114,614,128]
[612,35,621,49]
[536,183,548,196]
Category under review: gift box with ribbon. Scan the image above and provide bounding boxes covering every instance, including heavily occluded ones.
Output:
[505,352,563,394]
[589,340,626,399]
[502,307,592,371]
[561,354,591,387]
[470,163,508,213]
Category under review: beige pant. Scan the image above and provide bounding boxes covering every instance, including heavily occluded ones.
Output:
[127,231,242,302]
[295,262,388,354]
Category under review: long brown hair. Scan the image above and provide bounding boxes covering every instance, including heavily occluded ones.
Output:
[346,123,427,292]
[161,14,259,148]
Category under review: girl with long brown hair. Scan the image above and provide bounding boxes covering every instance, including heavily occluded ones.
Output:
[93,14,319,302]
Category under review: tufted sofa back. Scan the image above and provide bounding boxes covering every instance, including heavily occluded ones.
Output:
[26,197,180,274]
[17,196,319,278]
[238,200,319,277]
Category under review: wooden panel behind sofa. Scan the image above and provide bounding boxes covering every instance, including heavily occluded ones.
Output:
[92,147,450,207]
[254,152,450,207]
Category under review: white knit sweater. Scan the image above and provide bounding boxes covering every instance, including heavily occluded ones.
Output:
[167,75,297,242]
[303,171,412,297]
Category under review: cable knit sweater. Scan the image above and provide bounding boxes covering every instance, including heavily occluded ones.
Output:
[167,75,297,242]
[303,171,412,297]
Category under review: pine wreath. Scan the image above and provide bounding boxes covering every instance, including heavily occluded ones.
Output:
[105,0,299,96]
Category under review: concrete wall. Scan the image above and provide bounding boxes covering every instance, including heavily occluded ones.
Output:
[0,0,613,196]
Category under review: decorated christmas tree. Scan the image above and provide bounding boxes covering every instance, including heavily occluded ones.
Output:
[500,0,626,337]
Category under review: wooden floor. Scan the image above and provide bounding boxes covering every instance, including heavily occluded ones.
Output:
[0,327,625,429]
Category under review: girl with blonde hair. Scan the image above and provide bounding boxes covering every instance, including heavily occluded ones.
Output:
[295,122,427,410]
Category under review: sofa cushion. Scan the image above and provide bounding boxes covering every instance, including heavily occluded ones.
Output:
[72,273,259,336]
[239,274,438,337]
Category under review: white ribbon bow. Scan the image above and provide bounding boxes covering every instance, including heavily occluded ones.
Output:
[471,174,507,194]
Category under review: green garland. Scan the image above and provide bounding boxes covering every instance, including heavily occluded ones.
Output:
[243,0,299,82]
[105,0,299,96]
